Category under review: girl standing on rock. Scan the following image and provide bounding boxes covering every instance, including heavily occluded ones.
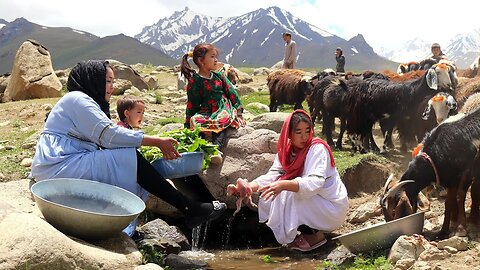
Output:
[228,110,349,252]
[180,44,245,157]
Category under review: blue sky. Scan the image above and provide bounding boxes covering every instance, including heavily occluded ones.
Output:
[0,0,476,51]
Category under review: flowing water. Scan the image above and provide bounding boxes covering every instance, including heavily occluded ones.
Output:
[182,209,333,269]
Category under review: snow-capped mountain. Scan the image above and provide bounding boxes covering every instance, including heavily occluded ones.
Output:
[136,7,224,55]
[0,19,7,31]
[376,38,431,64]
[135,6,396,70]
[378,29,480,69]
[444,28,480,68]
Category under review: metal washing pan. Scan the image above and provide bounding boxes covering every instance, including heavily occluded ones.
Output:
[332,211,425,254]
[31,178,145,240]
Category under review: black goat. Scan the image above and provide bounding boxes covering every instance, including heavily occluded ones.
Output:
[381,107,480,239]
[346,63,457,153]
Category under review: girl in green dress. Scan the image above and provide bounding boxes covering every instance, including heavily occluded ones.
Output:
[180,43,245,149]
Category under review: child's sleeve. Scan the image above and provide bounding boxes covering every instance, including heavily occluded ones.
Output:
[222,74,243,111]
[185,78,202,128]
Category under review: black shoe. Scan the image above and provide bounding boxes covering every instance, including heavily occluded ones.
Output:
[185,201,227,229]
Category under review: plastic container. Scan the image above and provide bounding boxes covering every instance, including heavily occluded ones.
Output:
[152,151,204,179]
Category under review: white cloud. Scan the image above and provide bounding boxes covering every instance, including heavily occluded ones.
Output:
[0,0,477,51]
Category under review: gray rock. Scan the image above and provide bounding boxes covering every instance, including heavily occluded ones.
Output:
[419,247,451,261]
[248,112,290,133]
[134,263,164,270]
[437,236,468,251]
[110,62,149,91]
[0,179,142,269]
[348,202,378,223]
[164,253,207,270]
[388,235,427,263]
[245,102,270,113]
[395,258,415,270]
[138,218,190,250]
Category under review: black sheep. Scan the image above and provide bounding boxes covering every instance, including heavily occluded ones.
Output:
[381,107,480,239]
[346,63,457,153]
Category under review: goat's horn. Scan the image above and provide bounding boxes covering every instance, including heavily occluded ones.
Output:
[385,180,415,199]
[382,174,395,195]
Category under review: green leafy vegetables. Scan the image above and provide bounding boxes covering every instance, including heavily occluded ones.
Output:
[139,127,219,170]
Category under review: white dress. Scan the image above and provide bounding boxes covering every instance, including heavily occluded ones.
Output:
[253,144,349,244]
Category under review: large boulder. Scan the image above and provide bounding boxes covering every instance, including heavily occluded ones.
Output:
[108,61,149,91]
[0,179,143,269]
[253,67,272,76]
[248,112,290,133]
[3,40,62,102]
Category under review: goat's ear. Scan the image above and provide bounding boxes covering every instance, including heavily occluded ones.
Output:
[426,68,438,90]
[422,100,432,120]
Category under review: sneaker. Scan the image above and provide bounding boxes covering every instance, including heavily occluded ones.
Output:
[185,201,227,229]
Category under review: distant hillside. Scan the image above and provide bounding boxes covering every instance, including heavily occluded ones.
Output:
[0,18,175,73]
[54,34,177,69]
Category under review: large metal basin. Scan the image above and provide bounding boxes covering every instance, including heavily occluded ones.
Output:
[332,211,425,254]
[31,178,145,240]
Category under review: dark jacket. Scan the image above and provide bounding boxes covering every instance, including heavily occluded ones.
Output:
[336,55,345,73]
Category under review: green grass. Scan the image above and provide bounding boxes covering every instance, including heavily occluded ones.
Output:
[333,151,387,177]
[317,251,393,270]
[241,91,311,116]
[155,117,184,126]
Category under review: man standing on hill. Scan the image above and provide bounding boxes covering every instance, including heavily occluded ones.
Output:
[282,32,297,69]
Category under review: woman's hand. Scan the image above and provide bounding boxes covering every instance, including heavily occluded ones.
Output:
[157,137,181,160]
[258,181,283,201]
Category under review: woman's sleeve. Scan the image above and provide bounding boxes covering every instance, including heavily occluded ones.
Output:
[69,94,144,148]
[252,154,284,188]
[185,78,202,127]
[295,144,332,198]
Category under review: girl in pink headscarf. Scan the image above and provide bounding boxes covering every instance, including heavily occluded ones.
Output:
[228,110,349,251]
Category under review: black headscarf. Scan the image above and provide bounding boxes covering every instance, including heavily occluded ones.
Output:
[67,60,111,118]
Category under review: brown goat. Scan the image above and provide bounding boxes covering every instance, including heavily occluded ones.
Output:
[216,62,240,85]
[267,69,313,112]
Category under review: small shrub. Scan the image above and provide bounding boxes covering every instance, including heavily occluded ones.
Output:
[262,255,272,264]
[154,91,163,104]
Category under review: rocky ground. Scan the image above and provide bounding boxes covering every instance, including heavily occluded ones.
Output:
[1,67,480,269]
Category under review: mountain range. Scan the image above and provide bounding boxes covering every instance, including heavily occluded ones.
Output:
[2,6,477,74]
[135,6,397,71]
[0,18,176,74]
[377,29,480,68]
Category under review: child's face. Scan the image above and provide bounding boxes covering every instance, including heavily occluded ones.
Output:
[124,102,145,128]
[290,121,311,152]
[200,49,218,72]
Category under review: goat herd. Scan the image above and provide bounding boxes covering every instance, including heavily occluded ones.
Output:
[266,59,480,239]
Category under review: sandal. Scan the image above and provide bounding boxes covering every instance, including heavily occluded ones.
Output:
[185,201,227,229]
[288,234,327,252]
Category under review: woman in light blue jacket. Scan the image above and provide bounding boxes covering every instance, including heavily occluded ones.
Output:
[30,60,226,232]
